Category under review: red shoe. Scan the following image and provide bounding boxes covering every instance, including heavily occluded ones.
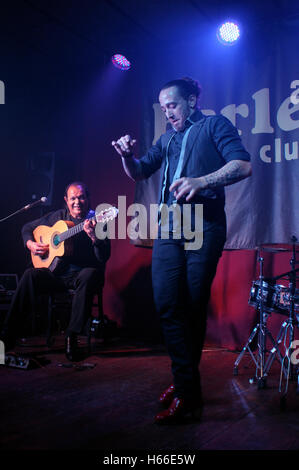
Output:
[158,384,175,407]
[154,397,203,425]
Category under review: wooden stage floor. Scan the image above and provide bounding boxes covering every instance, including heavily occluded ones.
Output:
[1,335,299,457]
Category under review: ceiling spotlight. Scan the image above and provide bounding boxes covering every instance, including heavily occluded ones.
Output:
[217,21,240,45]
[111,54,131,71]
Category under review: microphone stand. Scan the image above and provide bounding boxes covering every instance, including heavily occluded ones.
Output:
[0,199,47,223]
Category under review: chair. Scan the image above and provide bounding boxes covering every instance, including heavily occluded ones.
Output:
[46,289,105,350]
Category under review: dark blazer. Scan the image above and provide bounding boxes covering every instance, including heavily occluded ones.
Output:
[138,111,251,205]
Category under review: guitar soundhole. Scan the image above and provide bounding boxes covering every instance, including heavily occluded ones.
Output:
[53,234,61,247]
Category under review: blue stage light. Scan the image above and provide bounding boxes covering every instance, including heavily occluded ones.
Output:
[217,22,240,45]
[111,54,131,71]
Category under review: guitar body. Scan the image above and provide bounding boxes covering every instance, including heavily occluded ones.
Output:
[32,220,74,271]
[30,206,118,271]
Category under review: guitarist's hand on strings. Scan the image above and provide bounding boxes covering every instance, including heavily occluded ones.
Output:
[26,240,49,256]
[83,218,97,244]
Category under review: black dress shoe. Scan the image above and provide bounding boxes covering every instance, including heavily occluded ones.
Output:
[154,397,203,425]
[158,384,175,407]
[65,334,78,361]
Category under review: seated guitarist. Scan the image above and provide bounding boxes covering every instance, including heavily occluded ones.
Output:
[0,181,111,361]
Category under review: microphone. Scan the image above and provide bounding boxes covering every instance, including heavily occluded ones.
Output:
[23,197,47,210]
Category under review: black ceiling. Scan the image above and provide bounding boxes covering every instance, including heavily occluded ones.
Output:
[1,0,298,66]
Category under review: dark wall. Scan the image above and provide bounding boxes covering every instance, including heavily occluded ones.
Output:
[0,30,161,340]
[0,37,89,269]
[0,34,140,268]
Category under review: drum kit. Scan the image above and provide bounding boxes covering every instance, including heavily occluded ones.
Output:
[233,236,299,405]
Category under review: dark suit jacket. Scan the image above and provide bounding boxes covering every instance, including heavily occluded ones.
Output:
[138,111,251,205]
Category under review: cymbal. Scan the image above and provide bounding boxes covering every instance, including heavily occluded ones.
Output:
[259,246,291,253]
[257,244,299,253]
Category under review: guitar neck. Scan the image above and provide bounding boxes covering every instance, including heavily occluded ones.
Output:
[59,215,96,242]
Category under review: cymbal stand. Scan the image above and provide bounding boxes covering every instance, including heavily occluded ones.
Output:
[234,252,283,388]
[275,244,299,406]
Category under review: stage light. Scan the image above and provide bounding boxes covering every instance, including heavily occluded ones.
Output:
[111,54,131,71]
[217,21,240,45]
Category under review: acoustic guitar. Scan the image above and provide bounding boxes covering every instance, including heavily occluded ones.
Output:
[31,206,118,271]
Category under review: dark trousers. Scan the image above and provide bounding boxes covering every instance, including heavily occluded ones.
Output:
[152,231,225,404]
[2,267,104,339]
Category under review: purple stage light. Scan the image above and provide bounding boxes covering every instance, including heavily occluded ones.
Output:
[111,54,131,71]
[217,22,240,45]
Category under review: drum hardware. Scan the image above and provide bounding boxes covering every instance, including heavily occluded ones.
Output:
[233,252,284,389]
[234,237,299,391]
[259,243,299,253]
[273,237,299,406]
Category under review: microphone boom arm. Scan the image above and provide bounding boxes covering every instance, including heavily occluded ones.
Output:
[0,197,48,223]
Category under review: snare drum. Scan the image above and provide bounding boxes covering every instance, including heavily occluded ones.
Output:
[248,280,277,312]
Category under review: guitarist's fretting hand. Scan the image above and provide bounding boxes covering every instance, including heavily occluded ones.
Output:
[27,240,49,256]
[83,218,97,244]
